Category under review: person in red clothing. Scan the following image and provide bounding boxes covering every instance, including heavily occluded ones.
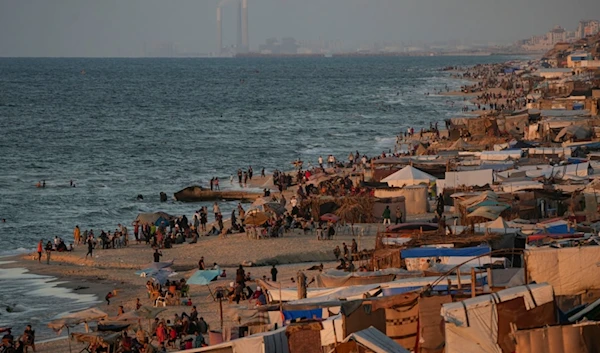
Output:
[36,240,43,263]
[167,325,177,349]
[155,322,167,347]
[120,331,133,353]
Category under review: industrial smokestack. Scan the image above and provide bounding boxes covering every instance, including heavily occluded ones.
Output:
[236,0,242,51]
[242,0,248,52]
[217,6,222,55]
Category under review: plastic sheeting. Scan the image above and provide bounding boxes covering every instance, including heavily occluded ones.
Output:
[401,246,490,259]
[441,283,555,353]
[187,270,220,285]
[381,166,437,188]
[445,169,493,188]
[524,247,600,296]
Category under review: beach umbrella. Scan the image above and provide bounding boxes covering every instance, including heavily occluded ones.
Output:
[264,202,285,216]
[320,213,340,223]
[187,270,220,285]
[244,211,268,226]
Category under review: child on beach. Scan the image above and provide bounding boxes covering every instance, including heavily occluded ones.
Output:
[105,291,114,305]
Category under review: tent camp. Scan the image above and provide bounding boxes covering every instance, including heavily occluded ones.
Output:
[329,326,410,353]
[172,326,289,353]
[442,283,555,353]
[381,166,437,188]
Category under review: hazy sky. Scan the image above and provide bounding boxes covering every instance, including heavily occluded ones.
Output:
[0,0,598,56]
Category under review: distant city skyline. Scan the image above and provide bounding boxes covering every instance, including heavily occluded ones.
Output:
[1,0,599,57]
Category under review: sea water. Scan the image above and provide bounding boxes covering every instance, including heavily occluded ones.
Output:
[0,55,521,335]
[0,262,100,340]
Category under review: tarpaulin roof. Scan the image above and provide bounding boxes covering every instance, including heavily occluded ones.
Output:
[381,165,437,185]
[467,205,509,220]
[401,246,490,259]
[333,326,410,353]
[134,212,174,225]
[187,270,220,285]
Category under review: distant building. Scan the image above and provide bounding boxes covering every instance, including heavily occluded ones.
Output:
[258,37,298,54]
[577,20,600,38]
[547,26,567,45]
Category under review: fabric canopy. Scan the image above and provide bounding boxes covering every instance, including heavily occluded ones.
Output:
[381,165,437,188]
[401,246,490,259]
[187,270,220,285]
[134,212,173,225]
[48,308,108,333]
[467,205,509,220]
[71,332,121,346]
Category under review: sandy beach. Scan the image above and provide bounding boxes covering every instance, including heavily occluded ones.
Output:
[5,220,380,352]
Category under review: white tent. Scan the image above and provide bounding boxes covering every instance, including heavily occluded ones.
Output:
[381,165,437,188]
[441,283,554,353]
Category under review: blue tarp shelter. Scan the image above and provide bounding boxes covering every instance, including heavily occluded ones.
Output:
[401,246,490,259]
[187,270,220,285]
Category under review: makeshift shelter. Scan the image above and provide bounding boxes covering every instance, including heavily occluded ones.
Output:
[524,246,600,296]
[330,326,410,353]
[467,205,510,220]
[48,308,109,334]
[442,283,556,353]
[554,125,592,142]
[71,332,121,353]
[418,295,452,353]
[375,186,428,216]
[445,169,493,189]
[515,321,600,353]
[448,138,472,151]
[134,212,174,225]
[173,326,289,353]
[315,269,398,288]
[381,166,437,188]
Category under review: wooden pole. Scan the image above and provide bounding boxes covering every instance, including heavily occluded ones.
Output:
[487,268,493,290]
[457,269,462,291]
[219,297,224,331]
[470,268,476,298]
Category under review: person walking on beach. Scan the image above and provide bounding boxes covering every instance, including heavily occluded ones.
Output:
[214,177,220,190]
[85,235,94,259]
[271,265,278,282]
[210,178,214,191]
[153,249,162,263]
[36,239,43,263]
[382,206,391,225]
[248,166,253,180]
[213,202,220,220]
[44,241,53,264]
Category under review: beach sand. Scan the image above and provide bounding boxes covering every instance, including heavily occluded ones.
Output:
[9,224,380,352]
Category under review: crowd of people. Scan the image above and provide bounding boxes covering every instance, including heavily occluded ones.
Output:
[0,325,35,353]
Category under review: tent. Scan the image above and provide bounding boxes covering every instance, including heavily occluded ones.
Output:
[515,321,600,353]
[449,138,472,151]
[442,283,555,353]
[381,166,437,188]
[467,205,509,220]
[554,125,592,142]
[329,326,410,353]
[244,210,269,226]
[524,247,600,296]
[486,216,509,229]
[134,212,174,225]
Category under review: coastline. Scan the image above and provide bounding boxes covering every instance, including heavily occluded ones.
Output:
[0,56,517,352]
